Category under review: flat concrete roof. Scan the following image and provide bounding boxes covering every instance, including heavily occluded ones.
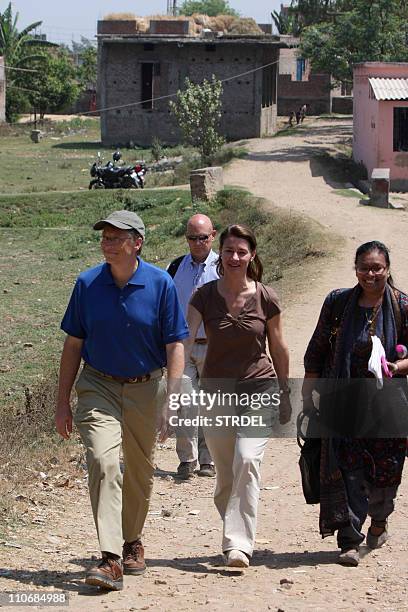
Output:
[97,34,291,47]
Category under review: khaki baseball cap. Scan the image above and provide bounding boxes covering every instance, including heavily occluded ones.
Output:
[93,210,145,238]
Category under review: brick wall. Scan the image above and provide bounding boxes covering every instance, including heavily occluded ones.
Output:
[97,20,140,35]
[99,41,279,146]
[331,96,353,114]
[277,72,332,115]
[149,20,193,35]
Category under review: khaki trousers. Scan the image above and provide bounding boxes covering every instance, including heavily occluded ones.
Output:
[74,365,165,557]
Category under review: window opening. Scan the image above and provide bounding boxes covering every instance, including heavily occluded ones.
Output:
[141,63,160,109]
[262,64,276,108]
[296,58,306,81]
[393,107,408,152]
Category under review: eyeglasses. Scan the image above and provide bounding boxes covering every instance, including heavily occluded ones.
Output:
[186,234,211,242]
[101,235,132,245]
[356,265,386,274]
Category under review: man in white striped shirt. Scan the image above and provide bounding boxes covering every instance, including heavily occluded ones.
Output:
[168,214,219,479]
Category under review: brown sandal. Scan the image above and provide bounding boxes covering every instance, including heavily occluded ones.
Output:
[366,519,388,549]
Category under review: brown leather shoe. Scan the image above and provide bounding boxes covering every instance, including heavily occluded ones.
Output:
[176,461,197,480]
[85,556,123,590]
[197,464,216,477]
[122,540,146,575]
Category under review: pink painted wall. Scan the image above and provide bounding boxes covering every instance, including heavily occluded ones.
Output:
[377,99,408,186]
[353,62,408,189]
[353,64,380,175]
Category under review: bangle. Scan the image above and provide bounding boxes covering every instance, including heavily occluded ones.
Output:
[279,387,290,395]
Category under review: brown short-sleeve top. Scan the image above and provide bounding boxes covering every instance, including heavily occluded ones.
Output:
[190,280,281,380]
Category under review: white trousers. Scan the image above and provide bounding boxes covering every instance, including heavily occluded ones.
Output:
[202,385,278,556]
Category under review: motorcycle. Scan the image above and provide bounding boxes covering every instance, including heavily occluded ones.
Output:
[89,151,147,189]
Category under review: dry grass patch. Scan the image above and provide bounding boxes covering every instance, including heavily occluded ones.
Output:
[103,12,137,20]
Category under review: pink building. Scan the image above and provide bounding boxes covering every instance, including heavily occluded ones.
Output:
[353,62,408,191]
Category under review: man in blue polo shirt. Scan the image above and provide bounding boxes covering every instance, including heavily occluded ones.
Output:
[56,210,188,591]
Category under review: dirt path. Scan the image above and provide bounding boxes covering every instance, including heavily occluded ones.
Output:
[1,119,407,611]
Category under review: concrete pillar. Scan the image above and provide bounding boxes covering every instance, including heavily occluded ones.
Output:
[190,166,223,202]
[30,130,42,143]
[369,168,390,208]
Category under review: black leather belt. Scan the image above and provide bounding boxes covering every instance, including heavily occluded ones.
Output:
[85,364,161,384]
[100,372,151,384]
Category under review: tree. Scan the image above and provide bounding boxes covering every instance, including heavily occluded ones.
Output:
[71,36,96,56]
[169,76,225,162]
[288,0,357,31]
[77,46,97,91]
[21,49,79,120]
[271,10,301,35]
[178,0,239,17]
[300,0,408,84]
[0,2,55,120]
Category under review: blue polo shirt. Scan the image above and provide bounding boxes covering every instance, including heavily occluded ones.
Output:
[61,258,189,377]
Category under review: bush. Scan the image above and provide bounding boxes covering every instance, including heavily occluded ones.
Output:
[151,137,164,162]
[169,76,225,163]
[0,369,59,470]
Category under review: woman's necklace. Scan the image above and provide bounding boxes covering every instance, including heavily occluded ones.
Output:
[365,304,381,335]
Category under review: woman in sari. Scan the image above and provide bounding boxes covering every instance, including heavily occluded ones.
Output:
[302,241,408,566]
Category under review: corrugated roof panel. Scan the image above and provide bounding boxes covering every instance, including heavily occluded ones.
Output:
[369,77,408,100]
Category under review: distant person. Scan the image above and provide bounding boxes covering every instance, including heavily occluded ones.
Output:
[185,224,291,568]
[296,108,302,125]
[303,241,408,567]
[288,111,295,127]
[300,104,307,123]
[56,210,188,591]
[167,214,218,479]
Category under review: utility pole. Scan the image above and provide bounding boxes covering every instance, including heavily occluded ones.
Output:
[167,0,178,16]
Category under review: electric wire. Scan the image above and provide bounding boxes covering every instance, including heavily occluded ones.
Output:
[78,58,280,116]
[3,57,280,125]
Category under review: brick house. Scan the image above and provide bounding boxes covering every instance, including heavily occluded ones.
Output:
[97,19,286,146]
[277,38,349,116]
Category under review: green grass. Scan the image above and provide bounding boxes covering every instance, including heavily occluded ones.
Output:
[316,113,353,120]
[273,124,308,138]
[333,188,368,200]
[0,119,248,193]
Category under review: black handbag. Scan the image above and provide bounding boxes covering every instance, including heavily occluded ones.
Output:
[297,410,321,504]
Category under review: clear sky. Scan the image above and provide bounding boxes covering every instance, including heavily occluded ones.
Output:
[9,0,284,45]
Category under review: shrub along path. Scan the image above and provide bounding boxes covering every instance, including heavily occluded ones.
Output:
[1,118,407,611]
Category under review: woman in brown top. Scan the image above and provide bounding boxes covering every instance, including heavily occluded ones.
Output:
[185,224,291,568]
